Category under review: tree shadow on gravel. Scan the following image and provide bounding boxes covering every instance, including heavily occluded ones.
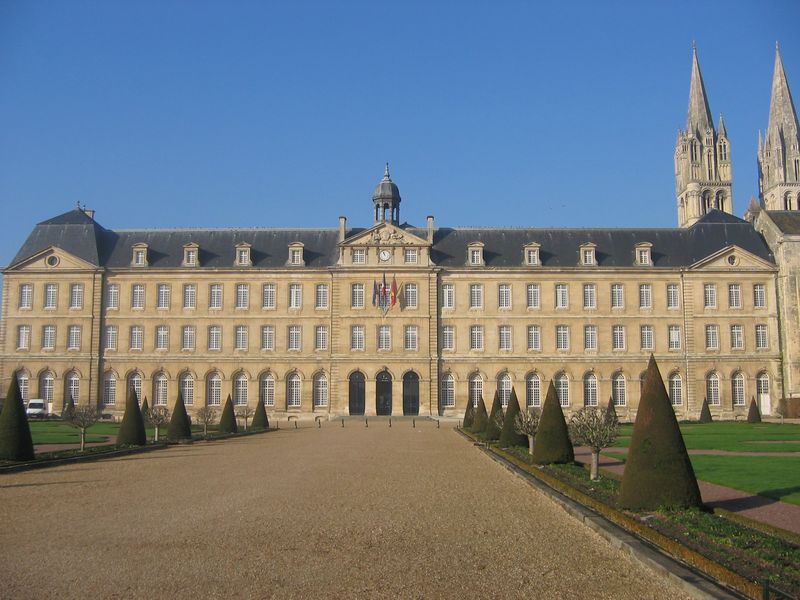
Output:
[0,480,99,489]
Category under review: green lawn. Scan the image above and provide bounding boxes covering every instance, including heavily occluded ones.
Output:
[29,420,225,445]
[614,421,800,452]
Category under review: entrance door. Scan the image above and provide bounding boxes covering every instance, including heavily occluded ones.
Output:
[757,373,771,416]
[349,371,365,416]
[402,371,419,416]
[376,371,392,416]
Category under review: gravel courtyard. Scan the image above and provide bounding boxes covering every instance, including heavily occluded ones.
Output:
[0,421,691,599]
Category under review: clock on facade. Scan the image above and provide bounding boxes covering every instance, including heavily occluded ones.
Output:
[379,249,391,262]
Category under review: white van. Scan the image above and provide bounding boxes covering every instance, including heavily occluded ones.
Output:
[25,399,47,418]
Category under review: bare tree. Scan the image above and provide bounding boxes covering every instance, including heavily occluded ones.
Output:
[514,407,541,455]
[196,406,217,437]
[569,407,619,480]
[144,406,170,442]
[236,406,255,432]
[64,404,100,451]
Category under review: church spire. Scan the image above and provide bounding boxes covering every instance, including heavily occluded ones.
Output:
[687,45,714,135]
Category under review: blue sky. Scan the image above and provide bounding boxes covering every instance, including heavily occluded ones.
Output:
[0,1,798,267]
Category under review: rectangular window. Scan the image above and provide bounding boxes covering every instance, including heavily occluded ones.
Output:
[235,325,248,350]
[556,325,569,350]
[154,325,168,350]
[730,325,744,350]
[583,284,596,309]
[261,325,275,350]
[527,283,540,309]
[612,325,625,350]
[640,325,654,350]
[378,325,391,351]
[289,283,302,309]
[209,284,223,309]
[498,284,512,309]
[582,248,595,265]
[705,325,719,350]
[667,283,680,309]
[44,283,58,309]
[182,326,195,350]
[105,326,118,351]
[639,284,652,309]
[469,284,483,309]
[183,284,196,309]
[584,325,597,351]
[470,325,484,350]
[526,248,539,265]
[442,326,455,351]
[753,284,766,308]
[288,325,301,350]
[42,325,56,350]
[262,283,276,309]
[732,377,745,407]
[404,248,418,264]
[499,325,512,351]
[728,284,742,309]
[611,283,624,309]
[442,283,455,309]
[315,326,328,350]
[208,325,221,351]
[237,249,249,265]
[404,325,418,351]
[668,325,681,350]
[470,248,482,265]
[236,284,249,309]
[19,284,33,309]
[70,284,84,309]
[290,248,302,265]
[130,326,143,351]
[106,284,119,309]
[527,325,541,351]
[134,249,146,266]
[131,284,145,309]
[351,325,365,351]
[351,283,365,309]
[404,283,418,309]
[315,284,329,309]
[17,325,31,350]
[638,248,650,265]
[156,284,170,309]
[704,283,717,308]
[352,248,366,264]
[756,324,768,349]
[185,249,197,266]
[555,283,568,309]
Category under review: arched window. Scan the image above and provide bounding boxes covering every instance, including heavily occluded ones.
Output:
[287,373,301,408]
[668,373,682,406]
[706,373,720,406]
[555,373,569,407]
[583,373,598,407]
[180,373,194,406]
[702,190,711,214]
[16,371,29,402]
[715,191,725,212]
[128,372,143,404]
[526,373,541,408]
[207,373,221,406]
[103,372,116,406]
[497,373,511,407]
[441,374,455,408]
[612,373,626,407]
[260,373,275,406]
[234,373,248,406]
[785,192,794,211]
[469,374,483,408]
[732,372,745,407]
[40,371,54,405]
[154,373,168,406]
[65,371,80,405]
[313,373,328,407]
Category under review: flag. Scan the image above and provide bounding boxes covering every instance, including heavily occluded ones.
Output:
[372,280,378,307]
[391,276,398,307]
[381,273,388,307]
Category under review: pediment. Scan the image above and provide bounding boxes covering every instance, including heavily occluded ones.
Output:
[7,246,99,272]
[689,245,775,272]
[342,222,430,247]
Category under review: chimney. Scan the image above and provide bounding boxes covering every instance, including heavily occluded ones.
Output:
[83,207,95,220]
[339,216,347,243]
[426,215,434,243]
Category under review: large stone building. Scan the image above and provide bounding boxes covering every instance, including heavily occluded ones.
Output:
[1,47,797,421]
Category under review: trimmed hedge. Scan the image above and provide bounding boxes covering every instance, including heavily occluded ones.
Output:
[604,396,619,428]
[0,376,35,461]
[219,395,238,434]
[471,395,488,433]
[167,392,192,441]
[116,388,147,446]
[251,400,269,430]
[747,397,762,424]
[499,388,527,448]
[484,390,503,441]
[699,397,713,423]
[462,397,475,430]
[531,381,574,465]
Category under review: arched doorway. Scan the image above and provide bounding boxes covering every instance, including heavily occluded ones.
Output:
[349,371,365,416]
[376,371,392,416]
[402,372,419,416]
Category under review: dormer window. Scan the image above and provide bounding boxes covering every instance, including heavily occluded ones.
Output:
[183,243,199,267]
[288,243,305,266]
[235,243,252,267]
[468,242,484,266]
[132,244,148,267]
[635,243,653,266]
[524,243,540,266]
[580,243,597,266]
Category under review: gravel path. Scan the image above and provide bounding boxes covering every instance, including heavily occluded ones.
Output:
[1,423,690,600]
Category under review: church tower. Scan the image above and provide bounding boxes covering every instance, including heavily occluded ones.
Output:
[675,46,733,227]
[758,44,800,211]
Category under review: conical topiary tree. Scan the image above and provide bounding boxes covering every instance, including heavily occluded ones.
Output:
[62,394,76,420]
[219,395,238,434]
[0,376,35,461]
[531,381,574,465]
[116,387,147,446]
[471,395,488,433]
[747,397,762,424]
[167,391,192,441]
[604,396,619,428]
[618,355,702,510]
[484,390,503,441]
[698,397,713,423]
[140,396,149,416]
[499,388,528,448]
[251,400,269,430]
[462,397,475,430]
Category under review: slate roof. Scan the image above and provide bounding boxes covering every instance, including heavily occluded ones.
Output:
[766,210,800,235]
[8,208,775,270]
